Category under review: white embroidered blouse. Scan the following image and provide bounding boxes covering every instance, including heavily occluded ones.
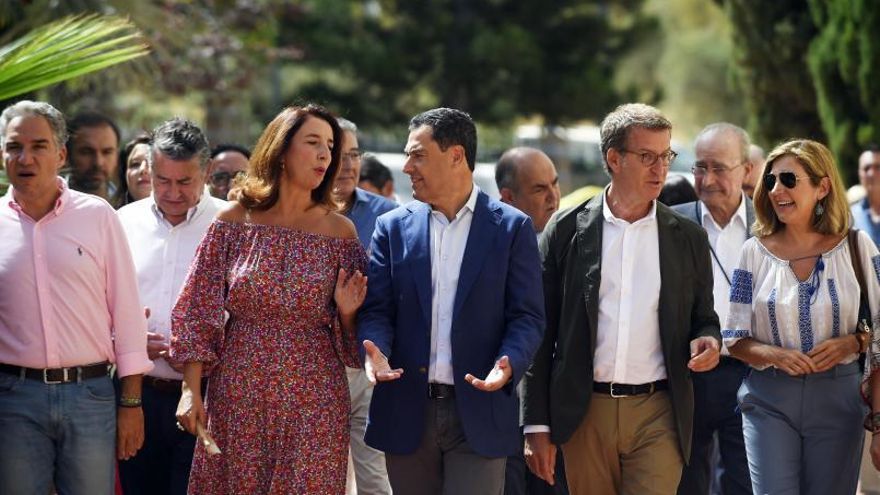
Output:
[723,231,880,372]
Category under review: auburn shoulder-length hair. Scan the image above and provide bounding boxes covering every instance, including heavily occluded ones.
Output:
[752,139,850,237]
[235,104,342,211]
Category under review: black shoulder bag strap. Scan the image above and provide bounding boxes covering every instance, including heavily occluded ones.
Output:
[848,228,870,371]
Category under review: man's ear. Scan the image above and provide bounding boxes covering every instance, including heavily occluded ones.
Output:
[606,148,622,174]
[450,145,466,168]
[500,187,515,204]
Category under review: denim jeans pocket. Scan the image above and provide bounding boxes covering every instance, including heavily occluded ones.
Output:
[0,373,21,394]
[82,377,115,401]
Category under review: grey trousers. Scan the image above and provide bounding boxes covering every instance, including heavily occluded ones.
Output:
[738,361,865,495]
[347,367,392,495]
[385,395,506,495]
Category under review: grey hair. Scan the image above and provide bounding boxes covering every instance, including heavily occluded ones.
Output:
[695,122,751,163]
[0,100,68,149]
[148,117,211,170]
[599,103,671,173]
[337,117,358,134]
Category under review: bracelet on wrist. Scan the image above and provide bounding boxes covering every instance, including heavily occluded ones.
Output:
[118,396,142,408]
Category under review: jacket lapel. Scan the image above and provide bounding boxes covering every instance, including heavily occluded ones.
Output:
[453,192,499,319]
[404,202,433,326]
[657,205,681,345]
[577,195,604,350]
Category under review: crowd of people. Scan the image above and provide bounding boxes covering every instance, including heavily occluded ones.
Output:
[1,97,880,495]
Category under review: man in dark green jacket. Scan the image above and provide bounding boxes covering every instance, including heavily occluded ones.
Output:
[521,103,721,495]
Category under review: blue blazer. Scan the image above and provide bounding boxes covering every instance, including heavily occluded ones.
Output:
[358,191,545,457]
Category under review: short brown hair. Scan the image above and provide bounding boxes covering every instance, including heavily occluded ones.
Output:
[599,103,671,173]
[752,139,850,237]
[235,104,342,211]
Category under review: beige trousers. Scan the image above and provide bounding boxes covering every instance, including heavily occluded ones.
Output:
[562,391,684,495]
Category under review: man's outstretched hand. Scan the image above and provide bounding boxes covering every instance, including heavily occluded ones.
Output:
[363,339,403,385]
[465,355,512,392]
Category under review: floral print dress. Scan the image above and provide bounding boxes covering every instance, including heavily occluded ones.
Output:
[171,219,365,494]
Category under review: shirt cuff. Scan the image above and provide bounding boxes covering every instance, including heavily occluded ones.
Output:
[524,425,550,434]
[115,351,154,378]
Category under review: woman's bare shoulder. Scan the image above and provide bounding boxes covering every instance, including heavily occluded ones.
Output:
[216,201,248,223]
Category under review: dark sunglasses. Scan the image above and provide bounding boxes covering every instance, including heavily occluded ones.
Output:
[763,172,809,190]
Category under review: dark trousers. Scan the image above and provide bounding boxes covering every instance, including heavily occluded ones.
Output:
[118,380,196,495]
[504,443,569,495]
[677,357,751,495]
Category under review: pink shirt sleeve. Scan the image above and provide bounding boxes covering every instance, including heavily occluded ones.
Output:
[102,209,152,377]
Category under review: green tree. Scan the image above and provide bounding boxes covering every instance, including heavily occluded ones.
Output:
[806,0,880,185]
[0,14,148,194]
[721,0,824,150]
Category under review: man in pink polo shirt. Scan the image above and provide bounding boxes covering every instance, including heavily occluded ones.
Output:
[0,100,152,494]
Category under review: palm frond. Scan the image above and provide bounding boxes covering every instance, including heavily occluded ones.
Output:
[0,14,149,101]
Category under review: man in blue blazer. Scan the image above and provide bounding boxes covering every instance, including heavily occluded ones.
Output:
[358,108,545,495]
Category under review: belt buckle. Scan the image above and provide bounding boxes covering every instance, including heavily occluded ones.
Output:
[43,368,68,384]
[609,382,625,398]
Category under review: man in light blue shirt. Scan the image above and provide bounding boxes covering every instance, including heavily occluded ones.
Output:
[334,118,396,495]
[851,144,880,245]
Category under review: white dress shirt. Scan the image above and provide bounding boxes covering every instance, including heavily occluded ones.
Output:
[525,190,665,434]
[428,185,479,385]
[117,193,227,379]
[593,192,665,384]
[699,195,748,353]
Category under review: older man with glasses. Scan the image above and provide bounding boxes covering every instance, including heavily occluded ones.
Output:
[671,123,755,495]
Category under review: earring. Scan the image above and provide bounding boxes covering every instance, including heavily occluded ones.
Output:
[815,202,825,216]
[281,160,285,170]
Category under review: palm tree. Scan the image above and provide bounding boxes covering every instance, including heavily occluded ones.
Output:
[0,14,149,193]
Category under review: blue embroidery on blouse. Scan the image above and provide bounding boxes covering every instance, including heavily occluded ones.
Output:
[730,269,753,305]
[798,282,814,352]
[722,329,750,339]
[828,279,840,338]
[768,288,782,347]
[873,255,880,286]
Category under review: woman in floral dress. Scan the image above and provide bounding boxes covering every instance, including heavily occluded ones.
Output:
[171,104,367,494]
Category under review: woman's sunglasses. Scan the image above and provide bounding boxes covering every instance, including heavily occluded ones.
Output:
[763,172,809,190]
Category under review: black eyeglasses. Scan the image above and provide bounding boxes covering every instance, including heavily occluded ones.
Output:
[621,149,678,167]
[762,172,810,190]
[210,170,246,187]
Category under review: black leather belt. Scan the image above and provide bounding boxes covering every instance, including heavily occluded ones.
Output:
[428,383,455,399]
[594,380,668,397]
[0,362,111,384]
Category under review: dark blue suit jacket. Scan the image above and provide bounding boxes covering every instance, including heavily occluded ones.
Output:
[358,190,545,457]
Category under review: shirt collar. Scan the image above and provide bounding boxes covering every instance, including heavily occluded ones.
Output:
[5,176,69,216]
[431,183,480,221]
[149,193,206,226]
[601,184,657,225]
[698,192,747,230]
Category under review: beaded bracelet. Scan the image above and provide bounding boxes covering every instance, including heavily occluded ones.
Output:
[118,396,143,408]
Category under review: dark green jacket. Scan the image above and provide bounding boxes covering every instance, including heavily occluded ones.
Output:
[521,194,721,460]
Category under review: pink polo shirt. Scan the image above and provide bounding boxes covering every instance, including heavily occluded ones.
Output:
[0,179,152,378]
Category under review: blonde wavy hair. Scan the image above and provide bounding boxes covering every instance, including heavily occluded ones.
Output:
[752,139,850,237]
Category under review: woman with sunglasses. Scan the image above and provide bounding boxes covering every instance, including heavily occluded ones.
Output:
[723,139,880,494]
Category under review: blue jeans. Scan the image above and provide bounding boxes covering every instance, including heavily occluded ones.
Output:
[0,372,116,495]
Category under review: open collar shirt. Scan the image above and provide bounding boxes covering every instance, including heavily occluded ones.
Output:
[0,178,152,377]
[594,188,666,384]
[428,184,479,385]
[117,193,227,379]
